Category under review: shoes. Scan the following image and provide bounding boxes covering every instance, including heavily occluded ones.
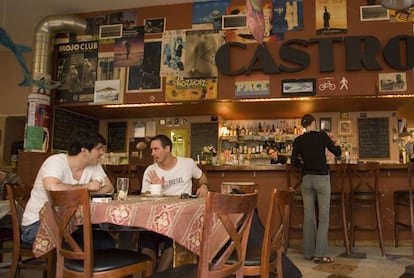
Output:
[314,257,334,264]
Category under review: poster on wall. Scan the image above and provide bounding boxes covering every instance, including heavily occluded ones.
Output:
[127,39,162,93]
[113,26,144,68]
[160,30,187,77]
[183,30,223,78]
[224,3,274,43]
[315,0,347,35]
[235,73,270,98]
[55,41,98,104]
[165,76,217,101]
[272,0,304,36]
[192,0,230,30]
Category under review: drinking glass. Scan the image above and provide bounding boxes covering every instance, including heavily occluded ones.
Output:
[116,177,129,200]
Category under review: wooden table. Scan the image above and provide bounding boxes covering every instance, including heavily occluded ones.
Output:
[33,195,229,259]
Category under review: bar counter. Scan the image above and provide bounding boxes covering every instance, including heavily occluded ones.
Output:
[201,163,411,246]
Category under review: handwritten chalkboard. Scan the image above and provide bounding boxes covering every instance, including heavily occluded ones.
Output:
[358,118,389,159]
[107,122,127,152]
[53,108,99,152]
[191,122,218,161]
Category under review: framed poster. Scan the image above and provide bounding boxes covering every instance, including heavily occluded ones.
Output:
[144,17,165,34]
[126,39,162,93]
[282,79,316,96]
[320,118,331,132]
[338,119,352,136]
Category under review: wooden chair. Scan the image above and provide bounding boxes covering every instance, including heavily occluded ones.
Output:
[285,164,303,248]
[328,163,351,255]
[241,188,292,278]
[220,181,256,194]
[347,162,384,255]
[149,190,258,278]
[394,162,414,252]
[47,187,153,278]
[6,184,54,278]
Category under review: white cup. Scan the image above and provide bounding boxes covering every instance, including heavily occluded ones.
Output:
[150,184,162,196]
[116,177,129,200]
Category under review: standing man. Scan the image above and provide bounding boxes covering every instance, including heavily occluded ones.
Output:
[21,130,114,247]
[139,134,208,273]
[291,114,341,264]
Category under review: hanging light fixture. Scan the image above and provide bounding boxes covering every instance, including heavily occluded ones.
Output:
[380,0,413,10]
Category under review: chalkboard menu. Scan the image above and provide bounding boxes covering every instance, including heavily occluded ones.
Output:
[191,122,218,161]
[358,118,389,159]
[107,122,127,152]
[53,108,99,152]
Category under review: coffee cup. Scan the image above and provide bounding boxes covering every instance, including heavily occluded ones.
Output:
[150,184,162,196]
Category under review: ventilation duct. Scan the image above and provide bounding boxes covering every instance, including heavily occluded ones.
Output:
[25,14,88,152]
[32,14,88,78]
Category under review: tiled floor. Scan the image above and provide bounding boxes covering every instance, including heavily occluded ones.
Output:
[287,244,414,278]
[2,242,414,277]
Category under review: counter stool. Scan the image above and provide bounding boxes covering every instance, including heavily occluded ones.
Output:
[329,163,351,255]
[285,164,303,248]
[394,162,414,252]
[347,162,384,255]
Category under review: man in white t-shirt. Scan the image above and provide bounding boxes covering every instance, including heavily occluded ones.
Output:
[139,134,208,273]
[21,131,114,247]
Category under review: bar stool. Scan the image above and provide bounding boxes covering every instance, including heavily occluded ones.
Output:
[285,164,303,248]
[347,162,384,255]
[329,163,351,255]
[394,162,414,252]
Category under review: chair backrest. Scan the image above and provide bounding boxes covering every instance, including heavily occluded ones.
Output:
[347,162,380,193]
[261,188,291,277]
[47,187,93,277]
[6,184,32,240]
[220,182,256,194]
[285,164,302,191]
[329,163,348,193]
[199,190,258,278]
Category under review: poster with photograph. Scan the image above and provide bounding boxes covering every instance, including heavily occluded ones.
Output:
[192,0,230,30]
[144,18,165,34]
[272,0,304,35]
[378,72,407,92]
[94,80,121,103]
[114,26,144,67]
[183,30,223,78]
[55,41,98,103]
[97,52,124,81]
[315,0,347,35]
[165,76,217,101]
[224,3,274,43]
[160,30,187,77]
[127,39,162,92]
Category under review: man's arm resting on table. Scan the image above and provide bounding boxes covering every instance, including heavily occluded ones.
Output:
[43,176,114,194]
[195,172,208,197]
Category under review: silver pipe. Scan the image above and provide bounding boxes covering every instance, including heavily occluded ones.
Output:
[32,14,88,78]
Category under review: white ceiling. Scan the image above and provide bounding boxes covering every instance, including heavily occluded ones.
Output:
[0,0,204,49]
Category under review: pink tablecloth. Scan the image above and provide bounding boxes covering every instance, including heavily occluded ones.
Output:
[33,195,227,259]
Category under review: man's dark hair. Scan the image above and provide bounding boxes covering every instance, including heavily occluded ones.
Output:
[67,130,106,155]
[151,134,173,151]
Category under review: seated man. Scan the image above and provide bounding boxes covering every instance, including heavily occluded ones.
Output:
[139,134,209,273]
[21,130,115,249]
[267,146,288,165]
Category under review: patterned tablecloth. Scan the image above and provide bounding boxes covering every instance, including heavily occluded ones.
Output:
[33,195,228,259]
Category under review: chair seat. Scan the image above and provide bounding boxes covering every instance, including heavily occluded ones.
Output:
[64,248,151,273]
[151,263,197,278]
[226,247,277,267]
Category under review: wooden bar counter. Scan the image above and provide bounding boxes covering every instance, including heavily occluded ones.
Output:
[201,163,411,247]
